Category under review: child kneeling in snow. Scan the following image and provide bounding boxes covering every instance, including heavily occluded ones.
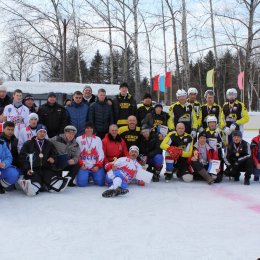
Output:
[102,145,143,197]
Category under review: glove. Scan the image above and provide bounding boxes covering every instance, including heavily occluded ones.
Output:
[215,127,221,135]
[137,155,147,166]
[216,142,222,148]
[198,127,204,133]
[223,127,231,136]
[191,130,197,139]
[230,123,238,133]
[137,180,145,186]
[167,146,183,161]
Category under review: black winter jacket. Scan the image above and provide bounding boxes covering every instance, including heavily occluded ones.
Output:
[19,136,58,173]
[0,95,12,115]
[224,139,251,166]
[38,102,68,138]
[112,93,137,126]
[89,99,113,133]
[139,133,162,159]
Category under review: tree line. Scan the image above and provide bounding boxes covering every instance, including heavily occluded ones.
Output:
[0,0,259,110]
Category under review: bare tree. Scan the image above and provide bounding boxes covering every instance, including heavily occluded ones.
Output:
[181,0,190,88]
[0,0,75,81]
[215,0,260,109]
[165,0,181,91]
[0,29,37,81]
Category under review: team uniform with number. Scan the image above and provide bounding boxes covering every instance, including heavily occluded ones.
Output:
[3,104,29,137]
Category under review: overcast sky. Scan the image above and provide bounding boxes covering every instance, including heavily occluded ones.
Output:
[0,0,254,82]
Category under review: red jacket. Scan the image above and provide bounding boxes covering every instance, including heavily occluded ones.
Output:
[251,135,260,166]
[188,142,219,173]
[102,133,129,165]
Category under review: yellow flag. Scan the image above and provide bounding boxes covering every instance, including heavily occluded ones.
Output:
[206,68,214,88]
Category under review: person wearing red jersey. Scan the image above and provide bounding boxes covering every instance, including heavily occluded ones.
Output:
[76,122,105,187]
[102,145,143,197]
[102,124,128,165]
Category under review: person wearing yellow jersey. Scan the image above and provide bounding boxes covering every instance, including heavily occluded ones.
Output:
[167,89,198,138]
[222,88,249,142]
[187,87,202,126]
[112,82,137,127]
[201,90,224,131]
[118,115,141,149]
[160,122,193,182]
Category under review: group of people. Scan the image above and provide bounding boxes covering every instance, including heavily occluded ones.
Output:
[0,81,259,198]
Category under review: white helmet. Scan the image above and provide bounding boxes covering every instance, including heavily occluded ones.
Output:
[207,115,217,124]
[176,89,187,98]
[204,90,215,99]
[226,88,237,99]
[188,87,198,95]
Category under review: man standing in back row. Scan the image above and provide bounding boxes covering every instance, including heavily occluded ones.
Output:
[38,92,68,138]
[89,88,113,139]
[112,82,137,127]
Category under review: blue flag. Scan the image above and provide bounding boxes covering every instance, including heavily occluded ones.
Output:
[159,75,165,93]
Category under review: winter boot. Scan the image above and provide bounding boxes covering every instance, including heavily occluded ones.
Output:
[197,168,214,185]
[18,179,41,196]
[152,170,160,182]
[254,175,259,181]
[102,187,129,198]
[115,187,129,196]
[214,173,223,183]
[0,182,5,194]
[244,178,250,185]
[165,171,173,182]
[234,176,240,182]
[102,189,118,198]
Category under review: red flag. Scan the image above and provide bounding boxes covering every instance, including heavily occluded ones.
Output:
[237,71,244,90]
[153,75,159,91]
[165,71,172,88]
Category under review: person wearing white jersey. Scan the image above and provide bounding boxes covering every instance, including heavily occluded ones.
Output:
[18,113,48,152]
[3,89,29,138]
[102,145,143,197]
[76,121,105,187]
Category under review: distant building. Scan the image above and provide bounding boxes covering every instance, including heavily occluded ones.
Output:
[3,81,120,105]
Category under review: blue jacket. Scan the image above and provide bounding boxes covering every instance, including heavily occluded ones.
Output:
[66,102,89,136]
[0,140,13,168]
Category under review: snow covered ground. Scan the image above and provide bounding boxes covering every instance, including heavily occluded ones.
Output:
[1,130,260,260]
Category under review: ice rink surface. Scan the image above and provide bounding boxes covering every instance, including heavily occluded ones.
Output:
[1,130,260,260]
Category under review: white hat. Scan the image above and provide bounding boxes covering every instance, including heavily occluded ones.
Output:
[129,145,139,153]
[0,85,7,91]
[28,113,39,120]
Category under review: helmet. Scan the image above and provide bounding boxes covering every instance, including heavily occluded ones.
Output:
[188,87,198,95]
[226,88,237,99]
[206,115,217,124]
[176,89,187,98]
[204,90,215,99]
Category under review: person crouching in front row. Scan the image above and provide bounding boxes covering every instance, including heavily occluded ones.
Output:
[223,130,252,185]
[18,125,71,196]
[160,122,193,182]
[187,131,217,184]
[76,122,105,187]
[139,124,163,182]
